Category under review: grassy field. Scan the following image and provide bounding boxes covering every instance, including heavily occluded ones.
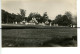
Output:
[2,25,77,47]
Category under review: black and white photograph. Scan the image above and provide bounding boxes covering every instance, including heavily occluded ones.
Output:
[1,0,77,47]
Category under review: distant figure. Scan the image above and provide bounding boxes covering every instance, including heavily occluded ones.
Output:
[50,22,52,26]
[15,22,17,24]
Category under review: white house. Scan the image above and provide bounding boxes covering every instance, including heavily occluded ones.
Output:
[70,24,77,28]
[53,23,58,27]
[28,17,38,25]
[38,22,45,26]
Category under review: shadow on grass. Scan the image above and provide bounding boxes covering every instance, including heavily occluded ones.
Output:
[2,36,77,47]
[41,36,77,47]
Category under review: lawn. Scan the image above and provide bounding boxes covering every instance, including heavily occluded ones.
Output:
[2,25,77,47]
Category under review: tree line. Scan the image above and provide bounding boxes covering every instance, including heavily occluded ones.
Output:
[2,9,77,26]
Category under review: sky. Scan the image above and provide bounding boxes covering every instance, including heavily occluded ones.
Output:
[2,0,77,20]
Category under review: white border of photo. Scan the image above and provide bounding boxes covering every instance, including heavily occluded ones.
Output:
[0,0,80,54]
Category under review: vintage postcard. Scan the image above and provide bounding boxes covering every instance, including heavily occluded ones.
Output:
[1,0,77,47]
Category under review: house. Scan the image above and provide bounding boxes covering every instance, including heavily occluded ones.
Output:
[38,22,45,26]
[45,21,49,25]
[53,23,58,27]
[20,19,26,24]
[19,17,38,25]
[70,24,77,28]
[28,17,38,25]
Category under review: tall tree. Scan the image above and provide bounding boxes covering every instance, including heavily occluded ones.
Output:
[2,9,10,23]
[54,14,72,26]
[61,15,71,26]
[27,12,42,23]
[27,13,34,22]
[65,11,72,24]
[55,14,62,24]
[20,9,26,21]
[42,12,49,22]
[20,9,26,17]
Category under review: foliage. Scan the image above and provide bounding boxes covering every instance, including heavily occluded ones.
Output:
[2,10,15,23]
[53,12,73,26]
[58,15,71,26]
[27,12,49,23]
[42,12,49,22]
[2,9,75,26]
[2,9,25,23]
[20,9,26,17]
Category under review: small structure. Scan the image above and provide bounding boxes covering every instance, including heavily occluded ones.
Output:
[70,24,77,28]
[73,25,77,28]
[20,22,23,24]
[25,22,29,25]
[29,17,38,25]
[15,22,17,24]
[38,22,45,26]
[50,22,52,26]
[53,23,58,27]
[45,21,49,25]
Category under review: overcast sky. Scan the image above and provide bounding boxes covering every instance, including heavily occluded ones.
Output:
[2,0,77,20]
